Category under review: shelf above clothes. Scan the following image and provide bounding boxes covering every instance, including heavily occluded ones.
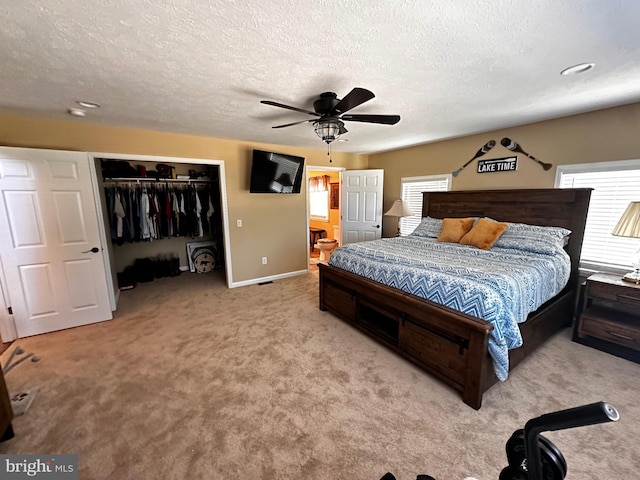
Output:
[103,177,213,184]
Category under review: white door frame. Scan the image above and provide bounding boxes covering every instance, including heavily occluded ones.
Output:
[88,152,233,304]
[305,165,345,270]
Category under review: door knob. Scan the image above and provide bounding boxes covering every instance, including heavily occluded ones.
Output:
[82,247,100,253]
[374,224,380,228]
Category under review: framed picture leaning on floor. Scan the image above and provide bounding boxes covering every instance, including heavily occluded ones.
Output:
[186,240,218,273]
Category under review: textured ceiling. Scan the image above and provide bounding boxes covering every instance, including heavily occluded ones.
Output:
[2,0,640,154]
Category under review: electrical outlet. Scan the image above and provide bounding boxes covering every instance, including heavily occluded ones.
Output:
[262,257,267,265]
[237,219,243,227]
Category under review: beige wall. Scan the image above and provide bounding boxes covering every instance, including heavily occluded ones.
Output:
[369,102,640,238]
[4,102,640,278]
[0,114,368,284]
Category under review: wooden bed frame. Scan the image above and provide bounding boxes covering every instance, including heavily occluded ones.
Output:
[318,188,592,409]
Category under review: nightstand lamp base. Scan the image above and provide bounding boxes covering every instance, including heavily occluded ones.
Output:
[622,270,640,284]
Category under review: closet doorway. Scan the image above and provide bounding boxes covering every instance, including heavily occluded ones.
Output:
[307,166,344,270]
[90,152,231,308]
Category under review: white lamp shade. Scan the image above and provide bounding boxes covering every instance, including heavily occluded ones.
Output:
[384,199,414,217]
[612,202,640,238]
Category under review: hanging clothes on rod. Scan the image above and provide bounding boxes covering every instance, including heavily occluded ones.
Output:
[103,180,217,245]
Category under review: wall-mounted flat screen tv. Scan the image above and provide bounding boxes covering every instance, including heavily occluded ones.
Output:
[249,149,305,194]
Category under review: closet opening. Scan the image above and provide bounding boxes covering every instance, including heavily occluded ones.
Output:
[96,156,228,303]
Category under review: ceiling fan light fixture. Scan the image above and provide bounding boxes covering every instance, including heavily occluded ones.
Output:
[314,119,344,144]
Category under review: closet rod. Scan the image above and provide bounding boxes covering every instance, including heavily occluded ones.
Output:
[103,177,212,184]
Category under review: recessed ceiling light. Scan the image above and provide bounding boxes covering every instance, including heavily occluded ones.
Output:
[560,63,595,76]
[68,108,86,117]
[76,100,101,109]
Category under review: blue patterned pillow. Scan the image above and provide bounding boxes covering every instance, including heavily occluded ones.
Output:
[409,216,443,238]
[493,236,564,255]
[500,221,571,241]
[493,220,571,254]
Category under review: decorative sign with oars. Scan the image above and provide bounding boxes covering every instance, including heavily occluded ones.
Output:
[452,138,552,177]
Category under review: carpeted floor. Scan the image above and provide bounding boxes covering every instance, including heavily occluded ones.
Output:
[1,271,638,479]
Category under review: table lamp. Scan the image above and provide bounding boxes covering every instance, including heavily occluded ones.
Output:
[384,199,414,236]
[611,201,640,284]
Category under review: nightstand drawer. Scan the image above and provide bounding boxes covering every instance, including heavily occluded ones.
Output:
[579,314,640,351]
[589,281,640,307]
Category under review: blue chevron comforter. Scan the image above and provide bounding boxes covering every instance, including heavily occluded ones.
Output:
[327,236,571,381]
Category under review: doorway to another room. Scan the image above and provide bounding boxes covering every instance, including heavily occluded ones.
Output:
[307,167,343,270]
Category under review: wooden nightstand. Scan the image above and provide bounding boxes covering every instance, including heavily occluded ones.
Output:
[574,272,640,363]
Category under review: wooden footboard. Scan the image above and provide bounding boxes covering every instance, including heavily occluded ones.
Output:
[319,262,493,409]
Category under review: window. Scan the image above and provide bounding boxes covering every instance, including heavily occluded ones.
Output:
[399,174,451,236]
[309,175,330,221]
[556,160,640,273]
[309,190,329,220]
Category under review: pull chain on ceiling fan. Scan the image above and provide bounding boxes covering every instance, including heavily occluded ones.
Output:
[260,88,401,155]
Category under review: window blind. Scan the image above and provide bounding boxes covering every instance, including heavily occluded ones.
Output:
[558,163,640,271]
[399,174,451,236]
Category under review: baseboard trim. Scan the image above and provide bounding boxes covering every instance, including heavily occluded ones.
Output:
[229,270,308,288]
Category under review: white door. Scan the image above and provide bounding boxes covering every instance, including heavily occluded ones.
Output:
[0,147,112,338]
[341,169,384,244]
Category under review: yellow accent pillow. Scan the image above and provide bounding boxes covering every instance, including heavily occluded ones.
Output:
[437,217,476,243]
[460,218,508,249]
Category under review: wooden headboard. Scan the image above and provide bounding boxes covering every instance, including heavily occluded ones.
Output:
[421,188,592,286]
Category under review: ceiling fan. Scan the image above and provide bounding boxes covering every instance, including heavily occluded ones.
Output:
[260,87,401,146]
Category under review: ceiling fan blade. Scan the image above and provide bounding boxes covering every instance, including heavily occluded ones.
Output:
[340,114,400,125]
[338,125,348,135]
[333,88,375,114]
[341,114,401,125]
[272,119,315,129]
[260,100,318,116]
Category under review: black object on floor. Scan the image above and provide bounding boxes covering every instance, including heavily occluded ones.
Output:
[0,424,14,443]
